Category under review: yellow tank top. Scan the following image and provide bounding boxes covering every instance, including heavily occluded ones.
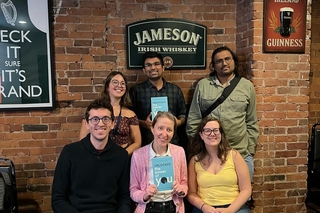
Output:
[195,151,239,206]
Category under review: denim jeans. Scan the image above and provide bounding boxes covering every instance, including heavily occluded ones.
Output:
[244,154,254,182]
[192,203,251,213]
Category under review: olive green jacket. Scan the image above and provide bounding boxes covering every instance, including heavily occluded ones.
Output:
[186,75,259,157]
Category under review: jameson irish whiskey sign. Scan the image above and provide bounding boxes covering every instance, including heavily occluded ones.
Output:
[126,18,207,69]
[263,0,306,53]
[0,0,54,110]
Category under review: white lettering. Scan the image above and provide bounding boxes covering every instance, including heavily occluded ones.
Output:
[0,30,31,43]
[0,85,42,98]
[1,69,26,82]
[137,46,161,52]
[155,176,173,187]
[133,28,202,46]
[266,38,303,47]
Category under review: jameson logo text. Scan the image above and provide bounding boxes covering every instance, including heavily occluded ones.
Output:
[133,28,201,45]
[126,18,207,69]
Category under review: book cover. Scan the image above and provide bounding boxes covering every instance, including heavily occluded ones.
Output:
[151,156,174,192]
[151,96,169,120]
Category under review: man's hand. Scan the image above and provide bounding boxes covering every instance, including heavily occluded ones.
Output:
[143,113,153,129]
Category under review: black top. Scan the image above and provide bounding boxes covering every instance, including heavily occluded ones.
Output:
[51,134,131,213]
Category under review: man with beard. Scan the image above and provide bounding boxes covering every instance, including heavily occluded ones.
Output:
[186,46,259,182]
[129,51,186,147]
[52,99,132,213]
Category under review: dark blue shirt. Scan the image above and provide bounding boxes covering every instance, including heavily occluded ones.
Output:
[129,78,186,146]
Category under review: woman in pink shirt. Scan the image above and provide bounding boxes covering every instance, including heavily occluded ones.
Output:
[130,111,188,213]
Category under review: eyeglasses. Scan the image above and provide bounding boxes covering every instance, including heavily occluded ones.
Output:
[202,128,220,136]
[144,62,161,68]
[111,80,126,87]
[88,116,112,125]
[214,57,233,65]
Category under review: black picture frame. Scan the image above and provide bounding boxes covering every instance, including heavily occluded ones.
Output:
[0,0,55,110]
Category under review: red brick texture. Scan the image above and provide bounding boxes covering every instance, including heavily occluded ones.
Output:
[0,0,315,212]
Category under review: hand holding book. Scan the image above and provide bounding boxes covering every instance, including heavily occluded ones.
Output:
[152,156,174,192]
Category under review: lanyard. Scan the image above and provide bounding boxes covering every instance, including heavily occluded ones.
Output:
[113,106,122,135]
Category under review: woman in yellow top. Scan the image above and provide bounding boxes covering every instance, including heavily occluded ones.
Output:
[187,117,252,213]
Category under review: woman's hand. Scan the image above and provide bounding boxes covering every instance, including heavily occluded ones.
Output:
[143,184,158,201]
[172,181,185,197]
[202,204,220,213]
[215,207,232,213]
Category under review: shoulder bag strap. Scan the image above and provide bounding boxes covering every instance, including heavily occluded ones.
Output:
[202,76,241,118]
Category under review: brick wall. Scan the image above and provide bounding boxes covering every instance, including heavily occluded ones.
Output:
[310,0,320,125]
[0,0,313,212]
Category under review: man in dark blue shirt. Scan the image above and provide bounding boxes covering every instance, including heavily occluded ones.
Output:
[129,52,187,146]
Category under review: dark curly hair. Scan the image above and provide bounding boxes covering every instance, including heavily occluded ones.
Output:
[209,46,239,77]
[85,98,114,122]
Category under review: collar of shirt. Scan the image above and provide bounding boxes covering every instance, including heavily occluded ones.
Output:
[211,74,235,87]
[149,141,171,159]
[145,77,167,89]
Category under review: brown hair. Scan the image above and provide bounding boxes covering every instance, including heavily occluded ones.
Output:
[100,71,132,107]
[152,111,177,134]
[189,117,231,164]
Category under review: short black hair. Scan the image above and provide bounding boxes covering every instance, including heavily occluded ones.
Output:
[85,98,114,122]
[142,51,164,68]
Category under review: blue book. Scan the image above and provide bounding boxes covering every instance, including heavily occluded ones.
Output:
[152,156,174,192]
[151,96,168,120]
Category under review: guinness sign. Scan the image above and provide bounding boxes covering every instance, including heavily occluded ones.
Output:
[126,18,207,69]
[263,0,306,53]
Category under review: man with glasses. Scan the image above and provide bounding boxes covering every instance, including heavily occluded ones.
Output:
[52,98,132,213]
[186,46,259,182]
[129,51,187,147]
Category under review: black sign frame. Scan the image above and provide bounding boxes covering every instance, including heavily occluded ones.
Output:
[126,18,207,70]
[0,0,55,110]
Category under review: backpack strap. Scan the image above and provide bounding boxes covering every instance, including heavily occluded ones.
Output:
[0,172,11,186]
[0,172,15,212]
[0,176,5,210]
[202,76,241,118]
